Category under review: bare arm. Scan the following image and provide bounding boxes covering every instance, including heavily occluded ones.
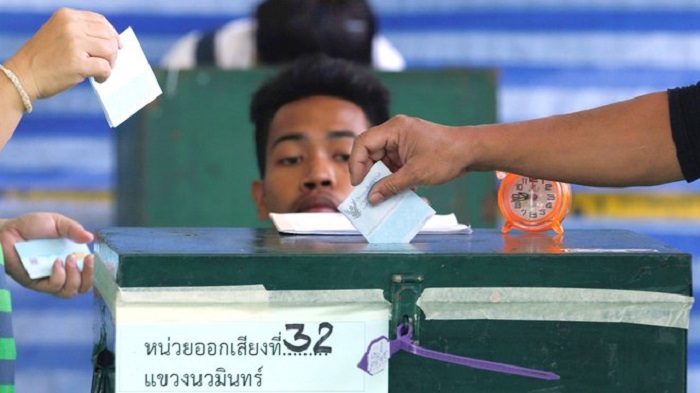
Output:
[0,70,24,149]
[475,91,682,187]
[0,8,120,149]
[350,91,683,204]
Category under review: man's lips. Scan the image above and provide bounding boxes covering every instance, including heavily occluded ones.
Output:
[301,206,338,213]
[294,195,339,213]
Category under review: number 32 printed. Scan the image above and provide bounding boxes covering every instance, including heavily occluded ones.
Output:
[283,323,334,354]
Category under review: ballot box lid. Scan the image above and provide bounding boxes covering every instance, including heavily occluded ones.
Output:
[94,228,691,294]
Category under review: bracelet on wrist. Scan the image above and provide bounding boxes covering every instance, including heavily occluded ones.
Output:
[0,63,33,114]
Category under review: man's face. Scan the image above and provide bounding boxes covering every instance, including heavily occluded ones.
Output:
[251,95,369,219]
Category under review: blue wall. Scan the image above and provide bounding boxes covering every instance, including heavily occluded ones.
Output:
[0,1,698,391]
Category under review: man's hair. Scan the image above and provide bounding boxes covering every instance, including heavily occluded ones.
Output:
[250,54,391,176]
[255,0,376,66]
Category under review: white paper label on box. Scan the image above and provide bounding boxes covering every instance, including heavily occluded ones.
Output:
[117,320,388,392]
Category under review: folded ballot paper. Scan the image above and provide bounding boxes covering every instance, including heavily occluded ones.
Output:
[90,27,162,128]
[338,161,437,243]
[271,161,472,243]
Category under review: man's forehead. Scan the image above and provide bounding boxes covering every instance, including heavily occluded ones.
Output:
[269,129,358,149]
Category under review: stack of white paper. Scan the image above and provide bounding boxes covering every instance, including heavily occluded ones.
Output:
[269,212,471,236]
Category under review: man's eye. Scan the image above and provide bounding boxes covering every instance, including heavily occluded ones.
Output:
[335,154,350,163]
[279,157,302,166]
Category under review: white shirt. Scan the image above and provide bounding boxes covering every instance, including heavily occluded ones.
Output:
[160,18,406,71]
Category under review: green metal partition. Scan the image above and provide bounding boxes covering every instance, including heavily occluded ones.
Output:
[115,68,498,228]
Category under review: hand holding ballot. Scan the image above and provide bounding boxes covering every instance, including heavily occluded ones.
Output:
[349,91,691,197]
[5,8,121,101]
[0,213,95,299]
[1,8,122,149]
[349,115,470,205]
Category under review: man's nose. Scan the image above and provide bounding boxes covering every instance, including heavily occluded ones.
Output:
[301,155,336,191]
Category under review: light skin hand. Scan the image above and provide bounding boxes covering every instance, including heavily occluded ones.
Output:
[349,115,471,204]
[4,7,122,102]
[0,8,121,151]
[0,212,95,299]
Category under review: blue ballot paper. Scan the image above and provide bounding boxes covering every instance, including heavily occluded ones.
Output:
[339,161,435,243]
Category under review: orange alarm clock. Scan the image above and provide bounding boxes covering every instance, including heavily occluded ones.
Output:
[496,172,572,235]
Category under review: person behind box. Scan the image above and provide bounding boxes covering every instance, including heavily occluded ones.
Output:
[249,54,390,219]
[161,0,405,71]
[0,8,120,389]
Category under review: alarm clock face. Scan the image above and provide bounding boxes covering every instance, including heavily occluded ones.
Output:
[505,178,560,221]
[498,175,571,234]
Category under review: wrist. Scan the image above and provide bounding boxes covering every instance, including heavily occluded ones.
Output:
[0,62,33,113]
[4,57,38,101]
[456,125,489,172]
[0,68,25,114]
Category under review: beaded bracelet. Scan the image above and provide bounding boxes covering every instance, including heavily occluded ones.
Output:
[0,64,32,114]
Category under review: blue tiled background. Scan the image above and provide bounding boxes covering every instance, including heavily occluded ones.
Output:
[0,1,698,391]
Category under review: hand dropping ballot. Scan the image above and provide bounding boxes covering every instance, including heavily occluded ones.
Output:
[90,27,162,128]
[339,161,435,243]
[15,238,90,279]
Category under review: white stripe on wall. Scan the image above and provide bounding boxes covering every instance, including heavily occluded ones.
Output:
[500,86,660,122]
[0,137,112,172]
[7,33,698,77]
[389,32,700,69]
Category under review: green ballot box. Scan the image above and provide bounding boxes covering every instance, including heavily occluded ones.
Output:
[91,228,692,393]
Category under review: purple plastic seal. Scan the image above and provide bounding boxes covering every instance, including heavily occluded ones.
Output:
[357,336,391,375]
[358,323,560,381]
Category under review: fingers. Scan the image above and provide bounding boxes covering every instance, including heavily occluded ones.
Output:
[55,214,94,243]
[349,134,378,186]
[367,166,417,205]
[77,9,120,41]
[350,115,424,202]
[84,57,113,83]
[45,259,72,298]
[61,255,81,298]
[76,16,120,83]
[349,125,394,186]
[16,8,121,98]
[79,255,95,294]
[83,18,121,65]
[44,254,93,299]
[0,212,94,298]
[350,115,413,186]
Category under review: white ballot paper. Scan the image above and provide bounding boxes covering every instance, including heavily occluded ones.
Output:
[15,238,91,279]
[90,27,162,128]
[338,161,437,243]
